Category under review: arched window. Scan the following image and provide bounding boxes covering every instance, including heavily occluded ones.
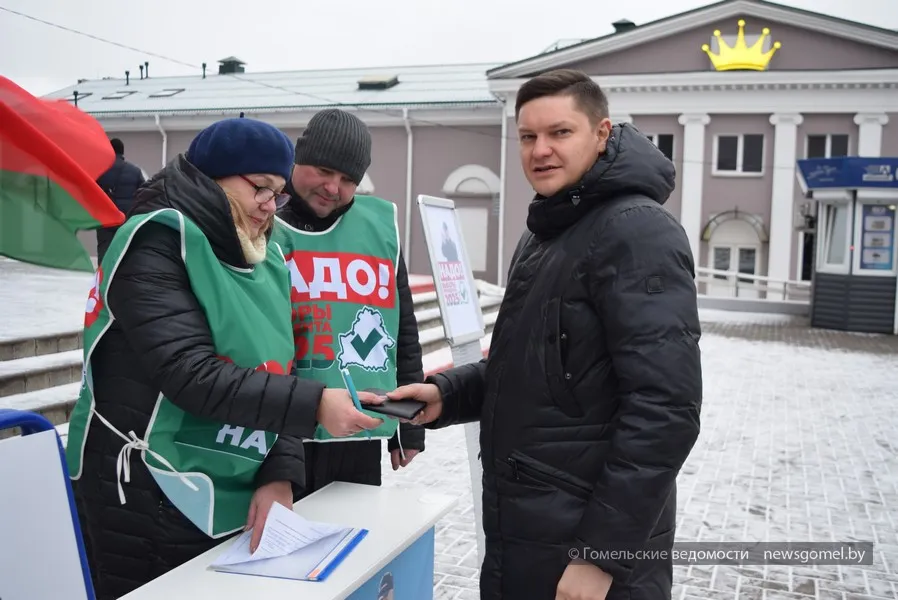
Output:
[441,164,501,197]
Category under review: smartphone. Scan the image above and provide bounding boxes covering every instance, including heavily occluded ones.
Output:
[361,387,426,420]
[364,399,426,420]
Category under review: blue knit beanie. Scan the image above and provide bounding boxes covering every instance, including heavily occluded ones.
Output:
[187,117,294,182]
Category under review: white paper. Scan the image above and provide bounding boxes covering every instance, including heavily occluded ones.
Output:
[212,502,347,567]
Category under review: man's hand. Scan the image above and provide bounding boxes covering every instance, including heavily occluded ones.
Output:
[245,480,293,554]
[386,383,443,425]
[390,448,420,470]
[316,388,384,437]
[555,560,613,600]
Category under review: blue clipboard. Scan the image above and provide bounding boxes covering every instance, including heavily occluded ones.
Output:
[0,408,96,600]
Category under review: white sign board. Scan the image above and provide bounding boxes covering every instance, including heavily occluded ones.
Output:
[417,195,485,346]
[0,427,92,600]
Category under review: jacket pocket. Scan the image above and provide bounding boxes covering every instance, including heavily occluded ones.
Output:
[505,450,592,501]
[543,297,582,417]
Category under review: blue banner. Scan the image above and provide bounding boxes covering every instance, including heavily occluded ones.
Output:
[347,527,436,600]
[797,157,898,190]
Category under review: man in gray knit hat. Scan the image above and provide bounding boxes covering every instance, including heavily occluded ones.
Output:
[271,108,425,500]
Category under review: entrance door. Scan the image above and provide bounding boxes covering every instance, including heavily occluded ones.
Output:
[708,246,760,298]
[707,218,762,298]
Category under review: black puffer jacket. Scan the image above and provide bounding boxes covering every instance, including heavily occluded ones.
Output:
[275,187,425,494]
[428,124,703,599]
[95,155,146,262]
[73,155,325,600]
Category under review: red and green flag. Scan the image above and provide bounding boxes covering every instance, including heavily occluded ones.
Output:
[0,75,125,272]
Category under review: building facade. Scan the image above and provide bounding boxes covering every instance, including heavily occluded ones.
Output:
[47,0,898,286]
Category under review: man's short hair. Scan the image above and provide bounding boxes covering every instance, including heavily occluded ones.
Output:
[110,138,125,155]
[514,69,609,126]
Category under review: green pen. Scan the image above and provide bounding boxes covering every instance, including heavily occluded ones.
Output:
[340,367,371,439]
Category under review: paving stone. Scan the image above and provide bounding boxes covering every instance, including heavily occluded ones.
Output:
[378,311,898,597]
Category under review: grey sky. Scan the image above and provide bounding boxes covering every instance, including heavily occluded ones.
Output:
[1,0,894,97]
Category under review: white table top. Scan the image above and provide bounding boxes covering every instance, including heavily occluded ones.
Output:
[120,482,457,600]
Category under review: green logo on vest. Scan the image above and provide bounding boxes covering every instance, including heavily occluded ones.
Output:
[338,306,396,372]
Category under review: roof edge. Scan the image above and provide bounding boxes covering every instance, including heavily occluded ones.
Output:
[486,0,898,79]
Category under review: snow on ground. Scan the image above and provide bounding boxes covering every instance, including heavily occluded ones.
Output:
[0,259,92,341]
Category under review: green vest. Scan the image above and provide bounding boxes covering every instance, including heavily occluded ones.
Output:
[269,195,401,442]
[65,208,295,539]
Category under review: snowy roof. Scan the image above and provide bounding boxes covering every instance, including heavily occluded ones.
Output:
[42,62,502,117]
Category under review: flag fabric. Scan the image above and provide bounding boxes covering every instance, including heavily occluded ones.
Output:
[0,76,124,272]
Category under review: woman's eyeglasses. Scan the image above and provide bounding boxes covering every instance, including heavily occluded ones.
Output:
[239,175,291,209]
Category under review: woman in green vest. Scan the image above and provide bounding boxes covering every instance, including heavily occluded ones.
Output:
[65,117,384,600]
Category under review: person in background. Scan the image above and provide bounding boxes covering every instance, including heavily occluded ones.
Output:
[387,69,703,600]
[271,108,425,498]
[95,137,145,263]
[66,117,384,600]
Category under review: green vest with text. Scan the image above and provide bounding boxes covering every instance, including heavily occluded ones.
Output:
[65,208,295,538]
[269,195,401,442]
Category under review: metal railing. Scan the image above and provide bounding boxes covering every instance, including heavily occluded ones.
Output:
[694,267,811,302]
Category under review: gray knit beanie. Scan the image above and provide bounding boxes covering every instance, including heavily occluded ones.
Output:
[294,109,372,185]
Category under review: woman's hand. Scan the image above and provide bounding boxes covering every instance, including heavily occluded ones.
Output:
[246,480,294,553]
[316,389,384,437]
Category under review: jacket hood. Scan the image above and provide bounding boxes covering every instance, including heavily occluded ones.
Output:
[129,154,253,269]
[527,123,676,238]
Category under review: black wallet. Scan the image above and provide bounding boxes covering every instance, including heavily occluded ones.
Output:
[362,388,426,420]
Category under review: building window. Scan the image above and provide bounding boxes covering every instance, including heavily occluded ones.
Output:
[713,134,764,175]
[816,202,852,273]
[645,134,674,161]
[806,134,849,159]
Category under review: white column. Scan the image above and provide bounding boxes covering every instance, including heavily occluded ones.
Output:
[767,113,803,297]
[677,113,710,264]
[854,113,889,157]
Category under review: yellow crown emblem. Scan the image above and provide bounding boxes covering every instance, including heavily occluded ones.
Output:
[702,19,781,71]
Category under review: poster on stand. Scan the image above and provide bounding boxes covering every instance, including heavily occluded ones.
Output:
[417,195,485,346]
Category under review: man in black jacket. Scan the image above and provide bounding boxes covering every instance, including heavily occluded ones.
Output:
[95,137,145,262]
[275,108,426,497]
[388,70,703,599]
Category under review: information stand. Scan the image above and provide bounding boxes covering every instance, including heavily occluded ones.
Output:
[0,408,96,600]
[416,194,487,566]
[120,482,456,600]
[796,156,898,334]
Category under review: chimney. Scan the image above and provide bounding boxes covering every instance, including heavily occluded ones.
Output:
[144,61,149,78]
[612,19,636,33]
[139,65,144,79]
[218,56,246,75]
[202,62,207,79]
[73,90,79,107]
[125,70,130,85]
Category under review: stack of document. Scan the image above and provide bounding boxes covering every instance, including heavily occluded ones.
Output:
[209,502,368,582]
